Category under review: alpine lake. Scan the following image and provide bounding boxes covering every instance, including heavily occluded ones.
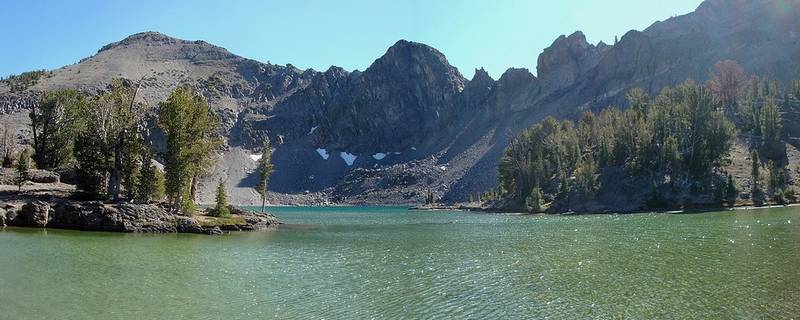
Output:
[1,206,798,319]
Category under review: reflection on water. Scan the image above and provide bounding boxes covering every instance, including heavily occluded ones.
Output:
[1,206,799,319]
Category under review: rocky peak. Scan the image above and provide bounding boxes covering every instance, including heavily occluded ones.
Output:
[536,31,603,94]
[99,31,182,52]
[97,31,236,63]
[470,67,494,84]
[322,66,349,82]
[460,68,496,109]
[365,40,466,87]
[498,68,536,87]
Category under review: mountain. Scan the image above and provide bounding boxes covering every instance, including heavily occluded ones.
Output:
[2,0,800,205]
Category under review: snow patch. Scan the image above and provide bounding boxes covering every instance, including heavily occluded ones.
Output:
[316,148,330,160]
[439,165,447,171]
[308,126,319,135]
[340,152,357,166]
[249,154,262,161]
[411,146,417,151]
[372,153,387,160]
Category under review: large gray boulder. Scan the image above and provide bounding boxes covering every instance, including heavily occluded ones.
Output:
[18,201,52,227]
[0,168,60,185]
[229,206,280,230]
[50,202,176,233]
[175,216,204,234]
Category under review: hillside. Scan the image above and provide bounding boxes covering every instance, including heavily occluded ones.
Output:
[1,0,799,205]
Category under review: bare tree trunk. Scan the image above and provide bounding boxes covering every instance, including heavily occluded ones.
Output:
[30,103,38,164]
[190,175,198,204]
[110,135,123,201]
[175,193,184,215]
[261,196,266,213]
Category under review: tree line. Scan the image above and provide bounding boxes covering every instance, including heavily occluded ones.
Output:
[496,61,796,212]
[9,78,274,216]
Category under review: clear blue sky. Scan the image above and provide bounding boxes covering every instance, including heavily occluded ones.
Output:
[1,0,702,79]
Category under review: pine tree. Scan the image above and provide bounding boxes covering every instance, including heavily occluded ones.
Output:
[626,87,649,114]
[73,120,110,200]
[30,89,87,170]
[726,174,738,204]
[15,149,30,191]
[152,169,166,202]
[158,86,220,215]
[751,149,763,202]
[525,187,543,213]
[135,150,158,203]
[213,179,230,217]
[256,139,274,213]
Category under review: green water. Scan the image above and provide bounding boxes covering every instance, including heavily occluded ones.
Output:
[1,206,799,319]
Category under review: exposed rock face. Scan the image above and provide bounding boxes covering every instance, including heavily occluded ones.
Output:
[0,168,60,185]
[537,31,606,94]
[19,201,52,227]
[487,68,540,113]
[4,200,279,234]
[2,0,800,204]
[0,91,39,114]
[322,40,466,152]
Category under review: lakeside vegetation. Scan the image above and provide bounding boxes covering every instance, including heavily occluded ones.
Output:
[493,61,799,213]
[6,78,274,216]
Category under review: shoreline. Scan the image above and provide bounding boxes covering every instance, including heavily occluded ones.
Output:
[0,199,280,235]
[410,202,800,216]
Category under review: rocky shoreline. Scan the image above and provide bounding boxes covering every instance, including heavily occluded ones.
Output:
[0,200,280,235]
[411,201,800,216]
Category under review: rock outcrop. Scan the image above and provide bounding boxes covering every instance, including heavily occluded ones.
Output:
[3,200,279,234]
[537,31,606,94]
[0,168,61,185]
[18,201,52,227]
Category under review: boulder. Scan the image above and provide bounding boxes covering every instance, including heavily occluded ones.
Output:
[204,227,223,235]
[111,204,176,233]
[0,208,5,227]
[49,202,177,232]
[19,201,52,227]
[29,170,60,184]
[5,209,18,226]
[229,206,280,230]
[51,201,115,231]
[175,216,204,234]
[0,168,60,185]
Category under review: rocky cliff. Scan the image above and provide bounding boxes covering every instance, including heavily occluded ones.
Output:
[2,0,799,205]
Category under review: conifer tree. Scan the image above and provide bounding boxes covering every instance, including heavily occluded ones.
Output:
[726,174,738,203]
[214,179,230,217]
[158,86,220,215]
[751,149,762,202]
[135,150,158,203]
[256,139,274,213]
[15,149,30,191]
[525,187,543,213]
[30,89,87,170]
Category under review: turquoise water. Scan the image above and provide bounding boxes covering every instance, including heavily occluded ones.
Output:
[1,206,799,319]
